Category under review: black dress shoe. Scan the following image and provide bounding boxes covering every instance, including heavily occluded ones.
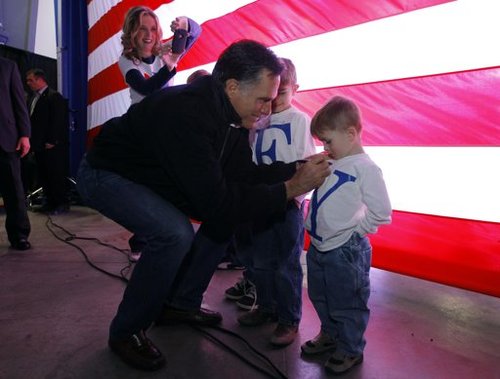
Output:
[108,330,165,371]
[10,239,31,251]
[157,306,223,326]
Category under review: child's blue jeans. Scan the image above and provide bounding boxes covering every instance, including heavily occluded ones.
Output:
[306,232,372,356]
[239,202,305,326]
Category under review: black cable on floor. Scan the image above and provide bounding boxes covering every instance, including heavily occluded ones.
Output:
[191,324,288,379]
[47,217,130,256]
[45,216,131,283]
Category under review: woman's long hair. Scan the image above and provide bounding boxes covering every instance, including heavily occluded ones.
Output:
[121,6,163,63]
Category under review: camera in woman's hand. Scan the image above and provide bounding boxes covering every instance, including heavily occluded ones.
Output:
[171,29,188,54]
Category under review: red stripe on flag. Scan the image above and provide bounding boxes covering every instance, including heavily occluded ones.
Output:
[293,66,500,146]
[370,210,500,297]
[86,125,102,149]
[88,63,126,105]
[177,0,453,71]
[88,0,174,54]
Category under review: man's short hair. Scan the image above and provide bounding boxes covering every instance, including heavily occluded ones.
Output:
[26,68,47,82]
[186,69,210,84]
[212,40,283,86]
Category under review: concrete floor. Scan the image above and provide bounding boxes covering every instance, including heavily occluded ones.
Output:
[0,206,499,379]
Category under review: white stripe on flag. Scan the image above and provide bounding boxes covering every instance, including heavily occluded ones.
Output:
[88,31,122,80]
[88,0,122,29]
[308,146,500,222]
[87,89,130,131]
[365,146,500,223]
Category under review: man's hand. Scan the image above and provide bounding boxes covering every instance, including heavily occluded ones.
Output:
[285,154,330,200]
[16,137,30,158]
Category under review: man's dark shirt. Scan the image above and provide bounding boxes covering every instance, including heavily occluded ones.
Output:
[87,76,295,241]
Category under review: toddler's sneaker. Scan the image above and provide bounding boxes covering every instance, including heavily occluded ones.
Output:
[301,331,336,355]
[236,284,257,310]
[324,351,363,375]
[224,278,254,300]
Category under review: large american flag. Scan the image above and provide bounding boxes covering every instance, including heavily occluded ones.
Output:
[86,0,500,297]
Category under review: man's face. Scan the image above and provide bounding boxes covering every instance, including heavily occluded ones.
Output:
[225,69,280,129]
[26,74,44,92]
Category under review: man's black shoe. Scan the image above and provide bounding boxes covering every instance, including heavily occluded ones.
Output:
[108,330,165,371]
[10,239,31,251]
[157,306,222,326]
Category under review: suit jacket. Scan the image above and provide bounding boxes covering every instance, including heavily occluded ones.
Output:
[28,86,69,152]
[0,57,31,152]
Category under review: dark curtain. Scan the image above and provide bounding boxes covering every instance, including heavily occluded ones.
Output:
[59,0,88,178]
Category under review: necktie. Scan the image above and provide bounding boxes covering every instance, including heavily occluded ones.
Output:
[29,93,40,116]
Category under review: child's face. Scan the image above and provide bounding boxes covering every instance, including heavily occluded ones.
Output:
[272,83,297,113]
[315,127,356,160]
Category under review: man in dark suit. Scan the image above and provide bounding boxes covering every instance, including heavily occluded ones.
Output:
[0,57,32,250]
[26,68,70,214]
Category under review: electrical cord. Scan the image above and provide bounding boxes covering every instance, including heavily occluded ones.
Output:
[191,324,288,379]
[45,216,131,283]
[45,216,288,378]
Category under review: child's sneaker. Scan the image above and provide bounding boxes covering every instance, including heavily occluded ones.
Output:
[236,283,257,310]
[301,331,336,355]
[224,278,253,300]
[324,351,363,375]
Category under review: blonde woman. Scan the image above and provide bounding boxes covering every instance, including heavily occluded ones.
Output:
[119,6,201,105]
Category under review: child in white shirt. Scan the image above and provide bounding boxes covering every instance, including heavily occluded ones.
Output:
[302,96,392,375]
[235,58,317,347]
